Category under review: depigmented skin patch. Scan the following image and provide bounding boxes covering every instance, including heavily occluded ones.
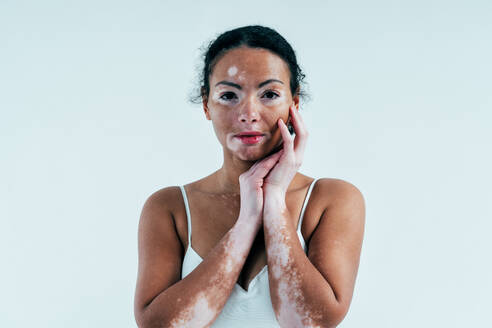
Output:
[167,215,256,327]
[227,65,238,76]
[237,70,246,81]
[204,47,293,163]
[169,292,216,328]
[265,206,324,328]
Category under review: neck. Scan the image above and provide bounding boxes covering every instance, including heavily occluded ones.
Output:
[215,151,255,194]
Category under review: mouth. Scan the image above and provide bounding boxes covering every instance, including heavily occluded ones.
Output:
[234,130,266,145]
[235,135,265,145]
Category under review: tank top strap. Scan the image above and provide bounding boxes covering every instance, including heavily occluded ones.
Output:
[297,178,319,231]
[180,181,316,245]
[179,185,192,245]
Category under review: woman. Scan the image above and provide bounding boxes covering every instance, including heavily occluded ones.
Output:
[134,25,365,328]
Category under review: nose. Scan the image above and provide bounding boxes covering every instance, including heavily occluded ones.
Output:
[237,96,260,123]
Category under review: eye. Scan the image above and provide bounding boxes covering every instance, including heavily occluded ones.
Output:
[263,91,279,99]
[219,92,237,101]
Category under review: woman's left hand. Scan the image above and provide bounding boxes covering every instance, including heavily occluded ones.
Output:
[263,103,309,197]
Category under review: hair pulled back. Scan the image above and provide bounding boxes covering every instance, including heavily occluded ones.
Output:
[188,25,310,105]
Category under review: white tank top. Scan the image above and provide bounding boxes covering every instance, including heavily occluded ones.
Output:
[179,178,318,327]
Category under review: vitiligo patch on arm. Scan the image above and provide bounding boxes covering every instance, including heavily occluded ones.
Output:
[266,208,323,328]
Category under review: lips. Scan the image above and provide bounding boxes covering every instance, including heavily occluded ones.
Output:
[235,131,265,137]
[236,135,264,144]
[234,131,266,145]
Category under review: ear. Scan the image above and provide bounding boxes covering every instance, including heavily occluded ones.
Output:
[202,96,211,121]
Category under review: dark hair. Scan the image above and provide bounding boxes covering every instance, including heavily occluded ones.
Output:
[188,25,311,106]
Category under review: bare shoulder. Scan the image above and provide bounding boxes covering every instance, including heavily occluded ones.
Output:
[303,177,365,244]
[306,178,365,314]
[134,185,188,320]
[313,178,365,211]
[142,185,183,212]
[313,177,363,194]
[301,177,365,221]
[140,185,190,247]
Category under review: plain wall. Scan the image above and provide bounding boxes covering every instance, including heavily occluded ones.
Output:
[1,0,491,327]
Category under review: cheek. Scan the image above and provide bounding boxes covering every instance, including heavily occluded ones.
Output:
[264,96,285,106]
[211,119,227,138]
[264,107,287,128]
[209,114,233,144]
[225,137,242,154]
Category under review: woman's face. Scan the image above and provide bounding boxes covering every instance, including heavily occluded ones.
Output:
[204,46,298,161]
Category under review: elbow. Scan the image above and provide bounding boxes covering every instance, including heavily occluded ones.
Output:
[135,304,168,328]
[320,302,350,328]
[316,315,344,328]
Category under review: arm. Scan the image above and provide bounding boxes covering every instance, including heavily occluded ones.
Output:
[134,188,260,328]
[263,180,365,328]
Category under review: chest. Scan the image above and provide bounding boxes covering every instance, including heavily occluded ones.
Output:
[176,187,318,292]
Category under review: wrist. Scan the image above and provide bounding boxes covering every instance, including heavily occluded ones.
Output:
[263,192,287,214]
[236,212,262,232]
[263,183,286,197]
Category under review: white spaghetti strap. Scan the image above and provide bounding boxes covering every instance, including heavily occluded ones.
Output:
[297,178,319,231]
[179,185,192,245]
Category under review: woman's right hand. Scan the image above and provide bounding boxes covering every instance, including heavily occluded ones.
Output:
[238,149,284,229]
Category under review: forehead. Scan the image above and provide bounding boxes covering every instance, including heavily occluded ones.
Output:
[210,47,290,85]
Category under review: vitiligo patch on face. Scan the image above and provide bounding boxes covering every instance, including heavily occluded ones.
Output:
[211,89,222,101]
[227,65,238,76]
[237,71,246,81]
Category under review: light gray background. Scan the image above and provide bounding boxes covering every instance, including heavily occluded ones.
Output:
[1,0,491,327]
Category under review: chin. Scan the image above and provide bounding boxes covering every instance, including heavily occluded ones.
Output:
[236,151,263,162]
[226,138,276,161]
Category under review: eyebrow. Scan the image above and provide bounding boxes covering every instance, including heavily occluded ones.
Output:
[214,79,284,90]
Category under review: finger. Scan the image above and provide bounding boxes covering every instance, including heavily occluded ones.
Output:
[250,150,283,178]
[289,103,306,130]
[245,148,283,178]
[247,149,281,173]
[289,104,308,161]
[290,104,309,138]
[278,118,294,155]
[257,149,283,169]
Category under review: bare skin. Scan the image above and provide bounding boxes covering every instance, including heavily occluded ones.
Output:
[179,172,317,292]
[133,46,365,327]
